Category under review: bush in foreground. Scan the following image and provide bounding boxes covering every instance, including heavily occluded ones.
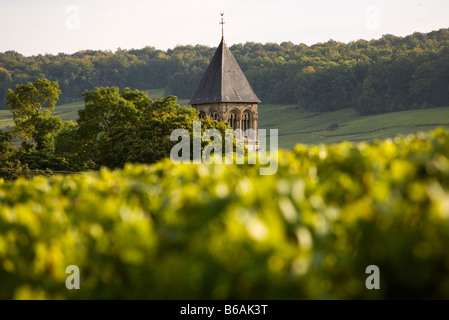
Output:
[0,128,449,299]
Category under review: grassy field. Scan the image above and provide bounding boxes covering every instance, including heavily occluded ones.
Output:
[258,104,449,149]
[1,88,448,149]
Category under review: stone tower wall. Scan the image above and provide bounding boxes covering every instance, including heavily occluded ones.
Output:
[192,102,259,151]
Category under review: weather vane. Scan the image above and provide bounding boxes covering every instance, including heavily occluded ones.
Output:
[220,13,225,38]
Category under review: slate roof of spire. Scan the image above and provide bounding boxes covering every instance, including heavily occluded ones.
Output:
[189,37,261,105]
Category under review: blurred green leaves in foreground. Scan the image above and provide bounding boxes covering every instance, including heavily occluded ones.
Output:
[1,128,449,299]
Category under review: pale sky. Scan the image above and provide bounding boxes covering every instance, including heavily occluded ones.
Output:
[1,0,449,56]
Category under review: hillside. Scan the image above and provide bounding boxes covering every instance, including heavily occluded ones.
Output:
[258,105,449,149]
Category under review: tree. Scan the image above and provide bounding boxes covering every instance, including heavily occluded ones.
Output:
[0,129,35,180]
[6,78,63,152]
[76,87,232,169]
[54,121,91,171]
[356,75,383,114]
[77,87,141,166]
[0,67,12,108]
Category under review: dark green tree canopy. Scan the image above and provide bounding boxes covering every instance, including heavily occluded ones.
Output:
[76,87,231,169]
[7,78,63,151]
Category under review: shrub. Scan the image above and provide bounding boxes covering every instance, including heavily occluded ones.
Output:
[0,128,448,299]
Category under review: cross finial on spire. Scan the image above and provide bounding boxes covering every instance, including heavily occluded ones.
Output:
[220,13,225,39]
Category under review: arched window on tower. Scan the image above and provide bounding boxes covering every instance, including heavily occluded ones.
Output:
[243,112,251,132]
[228,112,238,130]
[210,110,219,121]
[198,111,206,119]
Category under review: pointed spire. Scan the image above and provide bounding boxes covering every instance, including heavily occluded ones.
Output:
[189,35,261,105]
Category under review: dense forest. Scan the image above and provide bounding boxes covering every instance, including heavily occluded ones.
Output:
[1,28,449,114]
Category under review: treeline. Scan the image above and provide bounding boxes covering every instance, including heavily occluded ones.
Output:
[0,46,214,107]
[1,28,449,114]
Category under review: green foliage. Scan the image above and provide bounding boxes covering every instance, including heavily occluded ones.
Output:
[75,87,232,169]
[7,79,63,152]
[0,129,55,180]
[0,128,448,299]
[2,79,90,174]
[54,121,80,156]
[1,82,234,176]
[7,79,61,124]
[76,87,140,166]
[0,130,28,180]
[356,75,383,114]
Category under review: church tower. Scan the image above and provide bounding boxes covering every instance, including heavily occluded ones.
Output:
[189,15,261,151]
